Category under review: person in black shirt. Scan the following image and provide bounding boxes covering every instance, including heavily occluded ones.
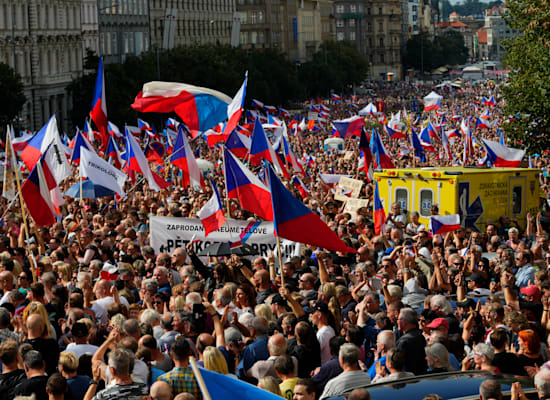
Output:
[14,350,49,400]
[23,313,60,376]
[396,308,427,375]
[0,340,26,400]
[490,328,524,375]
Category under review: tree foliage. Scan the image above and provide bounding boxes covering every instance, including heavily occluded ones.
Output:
[441,0,503,19]
[501,0,550,153]
[0,63,26,126]
[404,30,468,72]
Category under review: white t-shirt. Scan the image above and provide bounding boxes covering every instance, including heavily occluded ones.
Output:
[92,296,130,324]
[317,325,336,365]
[65,343,99,358]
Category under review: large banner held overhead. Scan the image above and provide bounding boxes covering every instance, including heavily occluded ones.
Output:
[150,217,301,262]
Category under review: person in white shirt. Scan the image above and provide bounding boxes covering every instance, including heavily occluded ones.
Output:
[92,280,130,324]
[311,301,335,365]
[65,322,98,357]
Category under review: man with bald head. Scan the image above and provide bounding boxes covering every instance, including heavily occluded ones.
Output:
[92,279,130,324]
[151,380,173,400]
[23,314,59,375]
[298,273,317,305]
[248,333,298,382]
[254,269,274,305]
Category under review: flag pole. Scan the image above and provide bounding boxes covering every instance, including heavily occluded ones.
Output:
[79,169,83,204]
[189,356,212,400]
[276,236,285,287]
[9,134,37,283]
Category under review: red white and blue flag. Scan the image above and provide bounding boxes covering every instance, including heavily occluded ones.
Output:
[251,99,264,109]
[431,214,461,235]
[20,115,65,171]
[108,121,122,138]
[106,135,123,169]
[481,138,525,167]
[482,95,496,107]
[423,91,442,111]
[197,181,226,237]
[370,128,395,169]
[170,126,204,189]
[332,116,365,138]
[373,181,385,235]
[223,71,248,136]
[223,146,273,221]
[70,130,96,165]
[249,120,289,178]
[225,129,251,159]
[90,56,109,150]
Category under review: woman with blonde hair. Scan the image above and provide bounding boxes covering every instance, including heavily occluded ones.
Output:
[21,301,54,339]
[55,262,72,286]
[255,303,275,322]
[318,282,341,333]
[203,346,237,378]
[258,376,282,397]
[425,342,453,373]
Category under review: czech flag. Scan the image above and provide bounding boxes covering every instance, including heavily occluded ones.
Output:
[249,120,289,178]
[90,56,108,150]
[267,165,355,253]
[131,81,231,136]
[225,129,251,159]
[197,181,226,237]
[411,128,426,163]
[359,128,373,168]
[223,147,273,221]
[282,135,304,175]
[124,127,170,191]
[385,125,407,140]
[108,121,122,138]
[427,121,440,141]
[481,138,525,167]
[21,153,57,226]
[20,115,62,171]
[291,175,310,198]
[446,128,460,139]
[106,135,123,169]
[264,105,277,114]
[441,130,452,161]
[423,91,442,111]
[279,108,290,117]
[373,181,385,235]
[223,71,247,136]
[370,128,395,169]
[170,126,204,189]
[332,93,342,103]
[431,214,461,235]
[483,95,496,107]
[332,116,365,138]
[476,118,490,129]
[70,130,96,165]
[251,99,264,109]
[420,126,436,152]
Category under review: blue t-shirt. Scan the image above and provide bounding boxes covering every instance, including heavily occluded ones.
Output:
[67,375,91,400]
[367,355,388,379]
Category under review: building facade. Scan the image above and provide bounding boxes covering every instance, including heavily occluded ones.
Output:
[149,0,235,49]
[0,0,84,131]
[98,0,150,64]
[82,0,99,55]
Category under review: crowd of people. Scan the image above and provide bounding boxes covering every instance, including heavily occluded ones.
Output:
[1,78,550,400]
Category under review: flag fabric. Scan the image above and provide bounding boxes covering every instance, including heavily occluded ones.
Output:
[170,127,204,189]
[21,154,57,226]
[225,129,251,159]
[267,165,355,253]
[332,116,365,138]
[131,81,232,135]
[483,95,496,107]
[203,128,228,148]
[423,91,442,111]
[70,130,96,165]
[419,126,436,152]
[385,125,407,140]
[291,175,310,198]
[264,105,277,114]
[373,181,385,235]
[223,71,248,136]
[282,136,305,175]
[476,118,490,129]
[481,138,525,167]
[197,181,226,236]
[446,128,460,139]
[106,135,123,169]
[332,94,342,103]
[2,128,18,201]
[124,127,170,191]
[83,119,97,144]
[319,174,351,187]
[430,214,461,235]
[198,367,283,400]
[90,56,109,149]
[138,118,152,132]
[249,120,289,178]
[411,128,426,162]
[441,130,453,161]
[427,121,440,141]
[223,147,273,221]
[20,115,64,171]
[251,99,264,109]
[370,129,395,169]
[498,128,505,144]
[80,147,126,196]
[461,119,474,162]
[144,140,165,166]
[108,121,122,138]
[12,131,32,153]
[359,129,373,167]
[279,108,290,117]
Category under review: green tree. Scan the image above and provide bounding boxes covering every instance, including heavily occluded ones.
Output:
[501,0,550,153]
[405,30,468,72]
[0,63,26,126]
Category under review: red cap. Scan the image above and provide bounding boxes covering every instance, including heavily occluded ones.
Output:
[520,285,541,301]
[426,317,449,330]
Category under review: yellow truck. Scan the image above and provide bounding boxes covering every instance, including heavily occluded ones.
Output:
[374,167,541,231]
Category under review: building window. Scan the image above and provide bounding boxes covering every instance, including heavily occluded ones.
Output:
[336,4,344,13]
[251,31,257,44]
[250,11,257,24]
[367,23,372,32]
[336,32,344,41]
[336,19,344,28]
[240,31,248,44]
[350,4,356,12]
[367,8,371,15]
[349,19,355,27]
[240,12,247,24]
[379,7,382,15]
[379,37,383,47]
[258,11,264,23]
[379,22,383,32]
[350,31,356,40]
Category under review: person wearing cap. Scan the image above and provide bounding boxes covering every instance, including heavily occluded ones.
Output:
[65,322,98,357]
[269,293,289,323]
[466,272,491,297]
[311,301,336,365]
[455,298,475,324]
[426,318,449,338]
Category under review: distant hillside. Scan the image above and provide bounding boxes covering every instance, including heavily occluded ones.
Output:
[441,0,503,19]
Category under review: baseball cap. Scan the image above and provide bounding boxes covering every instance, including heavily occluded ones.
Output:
[466,272,483,284]
[271,294,287,306]
[520,285,541,301]
[313,301,329,314]
[456,298,476,309]
[426,317,449,330]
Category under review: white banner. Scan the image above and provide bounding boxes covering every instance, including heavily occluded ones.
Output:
[81,147,127,196]
[150,217,301,262]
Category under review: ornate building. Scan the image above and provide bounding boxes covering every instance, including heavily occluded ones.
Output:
[149,0,235,49]
[0,0,83,131]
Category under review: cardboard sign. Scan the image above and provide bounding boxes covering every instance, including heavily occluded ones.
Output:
[334,177,363,201]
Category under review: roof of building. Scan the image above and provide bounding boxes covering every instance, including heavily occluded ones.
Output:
[436,20,469,29]
[477,27,488,43]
